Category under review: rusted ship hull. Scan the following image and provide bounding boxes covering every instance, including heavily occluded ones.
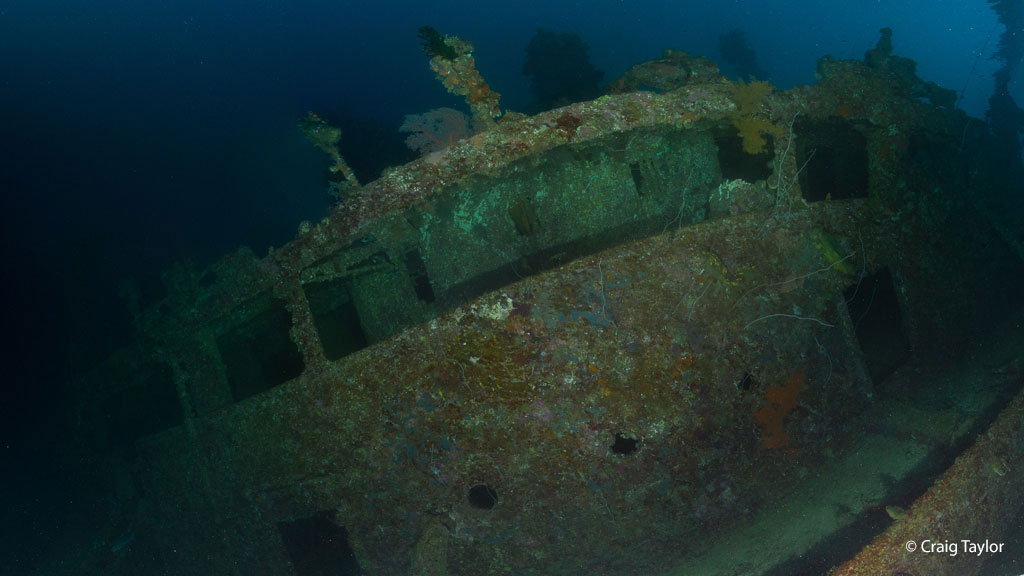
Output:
[69,42,1024,576]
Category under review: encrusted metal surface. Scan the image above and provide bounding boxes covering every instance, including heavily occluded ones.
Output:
[65,37,1024,576]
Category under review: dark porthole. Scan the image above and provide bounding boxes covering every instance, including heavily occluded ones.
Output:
[611,433,638,455]
[468,484,498,509]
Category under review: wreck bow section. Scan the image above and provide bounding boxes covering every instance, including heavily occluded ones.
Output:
[69,43,1024,576]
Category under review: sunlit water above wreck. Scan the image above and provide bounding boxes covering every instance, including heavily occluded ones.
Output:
[2,1,1024,575]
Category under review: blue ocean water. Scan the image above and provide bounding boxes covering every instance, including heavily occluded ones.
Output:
[1,1,1021,574]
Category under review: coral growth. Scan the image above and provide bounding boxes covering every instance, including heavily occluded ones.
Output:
[732,116,776,155]
[753,371,804,450]
[417,26,457,60]
[400,108,473,155]
[299,112,361,200]
[728,80,779,155]
[604,49,719,94]
[420,31,501,130]
[731,80,772,114]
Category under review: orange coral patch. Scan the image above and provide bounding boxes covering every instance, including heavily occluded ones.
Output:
[753,371,804,450]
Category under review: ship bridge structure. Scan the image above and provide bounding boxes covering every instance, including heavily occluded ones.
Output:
[65,30,1024,576]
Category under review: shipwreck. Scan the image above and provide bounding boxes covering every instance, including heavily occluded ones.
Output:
[67,29,1024,576]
